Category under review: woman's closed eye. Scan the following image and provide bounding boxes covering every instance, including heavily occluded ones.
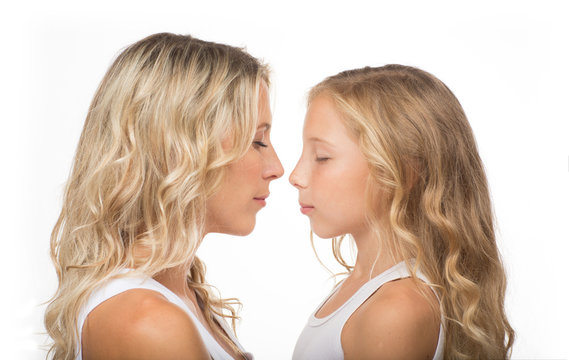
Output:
[315,156,330,162]
[253,140,268,148]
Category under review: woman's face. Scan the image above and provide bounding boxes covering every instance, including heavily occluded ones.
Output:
[289,94,370,239]
[205,82,284,236]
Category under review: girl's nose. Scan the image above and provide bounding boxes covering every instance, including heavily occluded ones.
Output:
[289,160,306,189]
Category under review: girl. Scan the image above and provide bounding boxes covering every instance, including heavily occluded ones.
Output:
[44,33,283,360]
[290,65,514,359]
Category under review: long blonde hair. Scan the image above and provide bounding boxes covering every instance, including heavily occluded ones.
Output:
[44,33,269,359]
[310,65,514,359]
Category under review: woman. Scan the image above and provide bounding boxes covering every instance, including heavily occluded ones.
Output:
[44,33,283,360]
[290,65,514,359]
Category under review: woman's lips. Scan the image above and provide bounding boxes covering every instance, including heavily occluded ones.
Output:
[254,194,269,207]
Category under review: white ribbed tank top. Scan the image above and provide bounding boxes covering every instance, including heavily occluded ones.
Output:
[75,269,251,360]
[292,261,444,360]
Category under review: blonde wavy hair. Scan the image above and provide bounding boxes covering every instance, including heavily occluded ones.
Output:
[44,33,269,360]
[309,65,514,359]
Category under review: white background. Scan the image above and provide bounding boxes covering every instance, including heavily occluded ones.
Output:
[1,0,568,359]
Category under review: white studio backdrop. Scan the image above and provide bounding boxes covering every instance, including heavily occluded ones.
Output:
[1,0,568,359]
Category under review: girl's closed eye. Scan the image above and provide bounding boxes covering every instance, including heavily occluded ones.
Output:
[315,155,330,162]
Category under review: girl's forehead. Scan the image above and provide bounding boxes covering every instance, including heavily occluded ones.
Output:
[304,99,355,144]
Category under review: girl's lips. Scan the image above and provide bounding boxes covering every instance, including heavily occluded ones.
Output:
[300,205,314,215]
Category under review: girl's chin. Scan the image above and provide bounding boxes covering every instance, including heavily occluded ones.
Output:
[310,224,344,239]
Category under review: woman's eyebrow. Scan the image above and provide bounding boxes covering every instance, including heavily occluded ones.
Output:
[257,123,271,131]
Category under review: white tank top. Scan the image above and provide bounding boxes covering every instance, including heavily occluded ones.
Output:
[76,269,252,360]
[292,261,444,360]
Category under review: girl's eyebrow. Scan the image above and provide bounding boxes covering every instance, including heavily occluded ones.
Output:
[308,136,333,146]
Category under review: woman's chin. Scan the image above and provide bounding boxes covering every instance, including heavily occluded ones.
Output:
[230,219,256,236]
[206,218,256,237]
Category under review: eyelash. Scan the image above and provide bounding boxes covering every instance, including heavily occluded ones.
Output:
[315,157,330,162]
[253,141,268,148]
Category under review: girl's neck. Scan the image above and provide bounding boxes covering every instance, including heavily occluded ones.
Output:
[350,227,398,280]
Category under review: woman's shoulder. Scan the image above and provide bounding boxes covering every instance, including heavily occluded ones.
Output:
[81,288,210,360]
[342,277,440,359]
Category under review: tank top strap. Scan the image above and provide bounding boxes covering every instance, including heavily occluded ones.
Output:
[342,262,439,319]
[294,260,444,360]
[341,262,444,360]
[76,269,201,344]
[308,261,411,328]
[76,269,247,360]
[337,261,411,323]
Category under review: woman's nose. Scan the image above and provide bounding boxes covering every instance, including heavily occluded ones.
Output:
[264,147,284,181]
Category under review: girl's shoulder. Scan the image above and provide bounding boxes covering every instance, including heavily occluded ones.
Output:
[342,277,440,359]
[81,288,210,360]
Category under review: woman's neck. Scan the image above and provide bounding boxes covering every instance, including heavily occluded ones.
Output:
[153,263,196,302]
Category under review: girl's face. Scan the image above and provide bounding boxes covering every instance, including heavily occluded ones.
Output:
[290,94,370,239]
[205,82,284,236]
